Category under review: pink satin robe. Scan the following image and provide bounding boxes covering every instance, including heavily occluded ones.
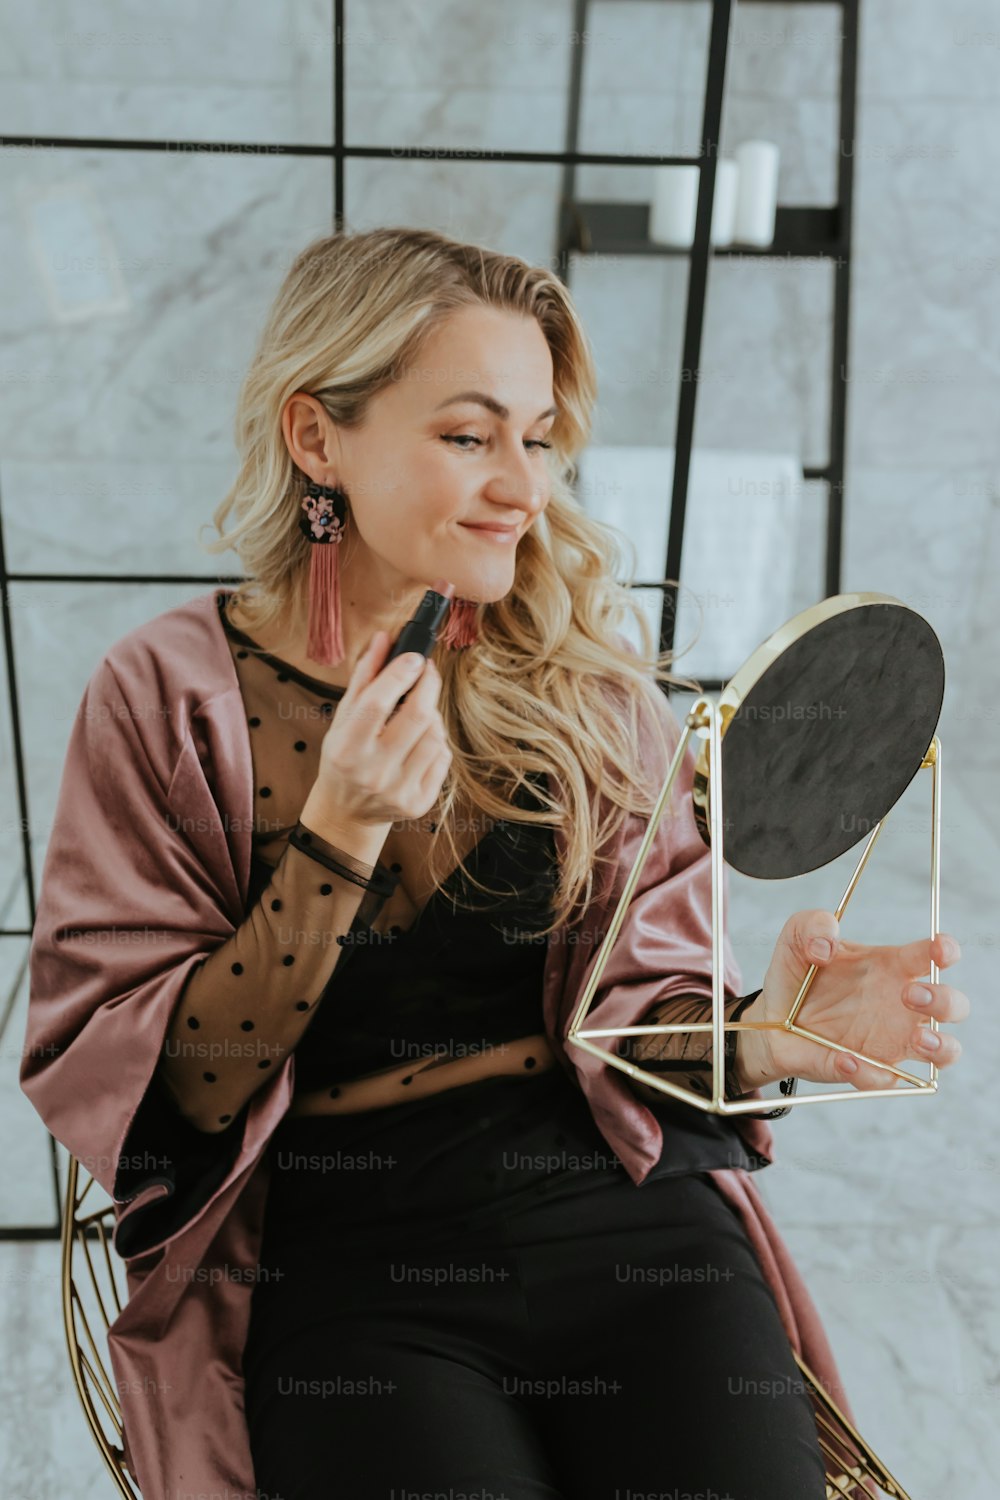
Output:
[21,587,858,1498]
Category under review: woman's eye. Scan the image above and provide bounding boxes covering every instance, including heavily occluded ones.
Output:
[441,435,553,453]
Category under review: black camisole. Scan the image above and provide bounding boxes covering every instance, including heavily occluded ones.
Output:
[248,769,558,1096]
[216,589,766,1177]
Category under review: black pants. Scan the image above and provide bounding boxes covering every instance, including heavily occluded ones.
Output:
[243,1070,827,1500]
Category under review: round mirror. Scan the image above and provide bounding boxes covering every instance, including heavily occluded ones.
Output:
[691,593,945,879]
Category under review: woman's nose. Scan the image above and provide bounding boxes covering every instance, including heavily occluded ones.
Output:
[484,456,548,520]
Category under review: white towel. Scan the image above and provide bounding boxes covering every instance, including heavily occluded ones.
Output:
[576,445,802,679]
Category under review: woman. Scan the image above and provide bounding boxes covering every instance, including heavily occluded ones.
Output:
[23,227,967,1500]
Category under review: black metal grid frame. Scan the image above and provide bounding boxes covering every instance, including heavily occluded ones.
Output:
[1,0,858,1239]
[557,0,858,679]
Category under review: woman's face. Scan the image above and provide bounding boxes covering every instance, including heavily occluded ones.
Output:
[291,303,557,611]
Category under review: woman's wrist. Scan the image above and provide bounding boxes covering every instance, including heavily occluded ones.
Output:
[733,994,783,1093]
[300,784,391,869]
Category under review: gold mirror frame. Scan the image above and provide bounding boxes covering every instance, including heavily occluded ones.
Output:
[567,592,942,1114]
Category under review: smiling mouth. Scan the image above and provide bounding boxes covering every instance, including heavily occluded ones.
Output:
[459,522,519,537]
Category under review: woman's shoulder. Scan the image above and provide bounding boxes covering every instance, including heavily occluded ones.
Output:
[95,587,233,704]
[78,589,239,783]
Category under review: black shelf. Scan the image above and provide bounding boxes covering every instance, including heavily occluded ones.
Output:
[568,201,846,260]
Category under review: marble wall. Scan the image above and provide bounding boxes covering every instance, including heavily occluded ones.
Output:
[0,1,996,1495]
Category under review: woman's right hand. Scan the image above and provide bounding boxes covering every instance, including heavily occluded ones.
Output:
[308,630,452,835]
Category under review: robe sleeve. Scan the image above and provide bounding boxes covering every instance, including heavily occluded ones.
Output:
[592,667,747,1012]
[19,654,288,1259]
[572,651,778,1161]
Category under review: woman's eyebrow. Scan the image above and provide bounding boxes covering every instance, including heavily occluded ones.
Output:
[433,391,558,423]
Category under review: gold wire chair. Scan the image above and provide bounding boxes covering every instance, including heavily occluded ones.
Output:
[61,1152,908,1499]
[790,1352,915,1498]
[61,1153,140,1499]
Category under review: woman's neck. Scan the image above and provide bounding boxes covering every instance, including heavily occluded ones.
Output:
[226,594,353,691]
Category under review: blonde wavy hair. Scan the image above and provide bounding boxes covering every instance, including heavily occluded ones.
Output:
[200,225,700,937]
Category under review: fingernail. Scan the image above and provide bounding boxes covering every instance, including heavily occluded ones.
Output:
[401,652,424,673]
[840,1055,859,1074]
[920,1028,941,1051]
[809,938,832,961]
[908,985,933,1006]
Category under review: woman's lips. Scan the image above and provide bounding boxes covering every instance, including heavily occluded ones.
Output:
[459,522,518,542]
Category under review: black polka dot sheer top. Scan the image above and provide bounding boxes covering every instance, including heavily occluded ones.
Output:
[153,589,764,1149]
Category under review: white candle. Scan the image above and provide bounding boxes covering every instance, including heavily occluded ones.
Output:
[733,140,780,247]
[710,159,739,246]
[648,165,700,248]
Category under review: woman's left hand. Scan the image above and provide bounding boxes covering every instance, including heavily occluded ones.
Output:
[743,910,969,1090]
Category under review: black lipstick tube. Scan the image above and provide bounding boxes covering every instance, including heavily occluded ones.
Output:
[384,580,456,668]
[384,580,457,710]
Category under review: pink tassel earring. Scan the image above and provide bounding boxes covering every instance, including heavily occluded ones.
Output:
[299,479,348,665]
[440,595,480,649]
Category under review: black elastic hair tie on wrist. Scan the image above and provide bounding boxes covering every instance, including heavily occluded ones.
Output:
[636,989,797,1119]
[734,988,798,1119]
[289,822,396,897]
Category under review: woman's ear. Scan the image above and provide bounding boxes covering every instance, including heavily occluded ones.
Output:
[281,392,340,485]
